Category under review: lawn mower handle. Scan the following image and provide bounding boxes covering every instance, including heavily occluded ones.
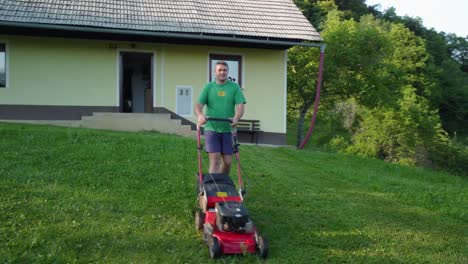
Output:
[196,117,233,132]
[205,117,232,123]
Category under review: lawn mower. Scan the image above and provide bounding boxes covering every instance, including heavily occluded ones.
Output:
[195,117,268,259]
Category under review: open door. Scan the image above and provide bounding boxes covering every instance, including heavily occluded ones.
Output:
[119,52,153,113]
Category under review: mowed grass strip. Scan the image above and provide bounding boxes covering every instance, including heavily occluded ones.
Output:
[0,123,466,263]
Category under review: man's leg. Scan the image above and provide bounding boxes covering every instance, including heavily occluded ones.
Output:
[220,154,233,174]
[208,152,222,173]
[220,132,234,174]
[205,131,223,173]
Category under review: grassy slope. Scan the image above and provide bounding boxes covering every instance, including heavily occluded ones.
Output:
[286,118,351,150]
[0,123,466,263]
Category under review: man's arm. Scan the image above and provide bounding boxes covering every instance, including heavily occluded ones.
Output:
[194,103,207,125]
[231,103,245,127]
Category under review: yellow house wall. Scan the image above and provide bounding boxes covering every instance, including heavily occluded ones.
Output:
[0,35,287,133]
[163,45,287,133]
[0,35,118,105]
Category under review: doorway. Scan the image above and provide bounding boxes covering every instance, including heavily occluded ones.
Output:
[119,52,153,113]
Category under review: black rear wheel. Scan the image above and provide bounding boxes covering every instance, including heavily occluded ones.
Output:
[257,236,269,259]
[209,237,222,259]
[195,210,204,231]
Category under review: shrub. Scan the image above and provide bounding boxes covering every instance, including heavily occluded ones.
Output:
[429,141,468,176]
[327,135,350,152]
[344,86,467,175]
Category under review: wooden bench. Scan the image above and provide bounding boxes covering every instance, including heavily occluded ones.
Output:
[236,119,261,144]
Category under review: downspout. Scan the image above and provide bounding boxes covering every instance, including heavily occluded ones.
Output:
[298,44,326,149]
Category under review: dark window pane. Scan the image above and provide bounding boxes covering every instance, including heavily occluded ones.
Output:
[0,44,5,88]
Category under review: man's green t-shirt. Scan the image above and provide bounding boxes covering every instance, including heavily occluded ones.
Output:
[197,81,246,133]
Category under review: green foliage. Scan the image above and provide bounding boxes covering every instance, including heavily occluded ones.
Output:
[333,0,370,20]
[374,7,468,134]
[342,86,468,175]
[327,135,349,152]
[428,140,468,176]
[446,33,468,71]
[287,109,351,149]
[321,13,396,107]
[436,58,468,134]
[294,0,324,31]
[287,46,320,117]
[346,86,444,165]
[287,45,321,145]
[1,123,467,263]
[288,1,467,174]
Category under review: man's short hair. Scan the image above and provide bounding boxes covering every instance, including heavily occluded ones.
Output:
[215,60,229,69]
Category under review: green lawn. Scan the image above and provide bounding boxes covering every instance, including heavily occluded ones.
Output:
[1,123,466,263]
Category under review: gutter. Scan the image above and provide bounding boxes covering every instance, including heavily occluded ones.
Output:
[0,21,326,50]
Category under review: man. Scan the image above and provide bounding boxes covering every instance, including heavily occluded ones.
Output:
[195,61,246,174]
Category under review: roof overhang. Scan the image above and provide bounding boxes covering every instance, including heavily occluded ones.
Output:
[0,21,325,50]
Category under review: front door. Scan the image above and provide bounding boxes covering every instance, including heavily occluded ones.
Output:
[119,52,153,113]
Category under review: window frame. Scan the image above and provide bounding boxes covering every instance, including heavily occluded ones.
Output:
[0,41,8,89]
[209,53,244,89]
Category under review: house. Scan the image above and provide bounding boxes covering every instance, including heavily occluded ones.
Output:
[0,0,323,144]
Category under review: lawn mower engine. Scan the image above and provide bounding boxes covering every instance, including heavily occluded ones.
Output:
[215,201,253,233]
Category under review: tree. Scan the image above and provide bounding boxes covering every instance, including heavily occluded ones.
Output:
[334,0,370,20]
[347,86,447,166]
[288,0,467,173]
[288,46,320,146]
[288,11,395,146]
[445,34,468,72]
[374,7,468,134]
[318,12,396,108]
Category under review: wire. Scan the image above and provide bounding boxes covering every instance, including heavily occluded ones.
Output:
[207,173,228,204]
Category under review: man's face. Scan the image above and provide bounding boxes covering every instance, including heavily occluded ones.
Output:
[215,64,228,83]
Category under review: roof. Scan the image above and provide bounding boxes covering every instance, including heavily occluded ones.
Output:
[0,0,322,42]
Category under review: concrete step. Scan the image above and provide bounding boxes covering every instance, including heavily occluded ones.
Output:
[0,119,81,127]
[1,113,197,138]
[91,112,172,120]
[79,112,196,138]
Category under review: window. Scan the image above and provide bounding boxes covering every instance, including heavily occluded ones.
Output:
[209,54,243,88]
[0,43,5,88]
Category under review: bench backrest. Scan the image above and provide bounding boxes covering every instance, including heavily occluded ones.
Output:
[237,119,261,131]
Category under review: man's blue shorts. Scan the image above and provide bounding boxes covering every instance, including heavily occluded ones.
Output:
[205,131,234,154]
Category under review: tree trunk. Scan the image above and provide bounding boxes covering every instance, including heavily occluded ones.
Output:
[296,101,314,147]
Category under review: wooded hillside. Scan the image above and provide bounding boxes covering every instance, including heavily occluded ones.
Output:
[290,0,467,175]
